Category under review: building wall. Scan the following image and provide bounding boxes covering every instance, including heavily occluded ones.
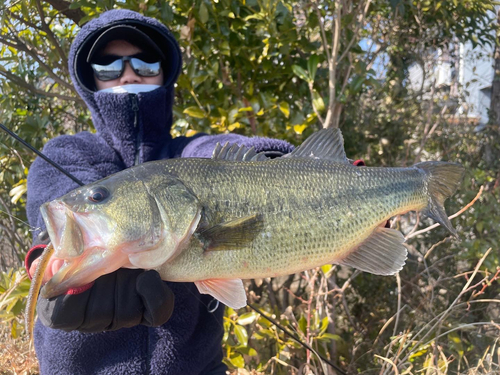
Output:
[407,9,497,127]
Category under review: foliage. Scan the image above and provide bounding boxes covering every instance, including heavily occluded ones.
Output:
[0,268,30,336]
[0,317,38,374]
[0,0,499,374]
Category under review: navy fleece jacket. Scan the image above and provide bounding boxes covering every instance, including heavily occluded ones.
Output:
[26,9,293,375]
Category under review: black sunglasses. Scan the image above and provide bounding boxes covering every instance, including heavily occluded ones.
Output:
[91,55,162,81]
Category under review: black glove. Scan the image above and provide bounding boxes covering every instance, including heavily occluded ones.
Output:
[37,268,174,333]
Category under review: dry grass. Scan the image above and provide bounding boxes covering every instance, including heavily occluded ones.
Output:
[463,343,500,375]
[0,316,498,374]
[0,319,38,375]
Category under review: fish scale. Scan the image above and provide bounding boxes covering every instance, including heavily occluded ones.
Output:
[39,128,465,309]
[154,158,429,281]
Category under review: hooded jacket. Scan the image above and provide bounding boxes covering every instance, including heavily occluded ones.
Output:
[26,9,293,375]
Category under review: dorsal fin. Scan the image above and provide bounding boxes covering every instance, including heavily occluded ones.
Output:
[287,128,348,163]
[212,142,268,161]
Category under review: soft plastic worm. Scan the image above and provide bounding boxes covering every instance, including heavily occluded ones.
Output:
[25,242,54,341]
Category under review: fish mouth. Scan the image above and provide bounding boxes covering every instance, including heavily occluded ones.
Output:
[39,200,127,298]
[41,246,129,299]
[41,200,84,258]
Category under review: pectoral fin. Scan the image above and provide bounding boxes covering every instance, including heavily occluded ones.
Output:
[197,214,264,251]
[339,227,407,275]
[194,278,247,309]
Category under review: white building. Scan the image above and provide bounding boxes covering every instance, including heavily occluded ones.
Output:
[408,30,496,129]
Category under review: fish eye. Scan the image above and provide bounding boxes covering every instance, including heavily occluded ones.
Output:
[87,187,109,203]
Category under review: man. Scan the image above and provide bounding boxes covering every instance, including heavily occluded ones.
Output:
[25,9,293,374]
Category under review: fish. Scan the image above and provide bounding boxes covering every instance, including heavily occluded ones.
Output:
[38,128,465,309]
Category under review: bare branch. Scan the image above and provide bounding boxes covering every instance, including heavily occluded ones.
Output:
[424,236,452,260]
[380,273,402,373]
[337,0,373,64]
[414,103,448,163]
[365,43,388,72]
[313,1,331,62]
[406,185,484,239]
[0,70,82,102]
[337,54,353,101]
[323,0,342,129]
[0,34,74,92]
[397,248,493,366]
[7,11,43,31]
[44,0,85,24]
[36,0,68,68]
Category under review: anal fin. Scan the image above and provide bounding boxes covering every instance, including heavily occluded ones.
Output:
[194,279,247,309]
[339,227,407,275]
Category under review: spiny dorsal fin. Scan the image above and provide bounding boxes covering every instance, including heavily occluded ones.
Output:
[212,142,268,161]
[288,128,349,163]
[197,213,264,251]
[339,227,407,275]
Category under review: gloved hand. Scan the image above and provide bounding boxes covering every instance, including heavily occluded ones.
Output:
[25,235,174,333]
[36,268,175,332]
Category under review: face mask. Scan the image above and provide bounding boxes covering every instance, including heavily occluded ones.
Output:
[98,84,161,94]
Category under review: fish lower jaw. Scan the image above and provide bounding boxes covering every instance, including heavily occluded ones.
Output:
[47,258,65,280]
[41,244,130,298]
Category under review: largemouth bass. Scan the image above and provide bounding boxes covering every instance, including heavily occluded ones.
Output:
[39,128,464,308]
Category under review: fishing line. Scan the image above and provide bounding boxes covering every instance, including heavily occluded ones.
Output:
[2,125,347,374]
[0,209,41,232]
[207,298,220,313]
[0,123,85,186]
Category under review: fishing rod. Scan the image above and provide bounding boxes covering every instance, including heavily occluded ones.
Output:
[0,122,347,375]
[0,123,84,186]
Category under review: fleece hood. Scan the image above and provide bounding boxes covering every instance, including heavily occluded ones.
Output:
[68,10,182,167]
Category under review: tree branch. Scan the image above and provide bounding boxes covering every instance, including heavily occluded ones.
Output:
[337,0,372,64]
[7,10,43,31]
[406,185,484,240]
[0,70,82,102]
[338,54,353,101]
[414,104,448,163]
[323,0,342,129]
[44,0,85,24]
[0,34,74,92]
[313,1,331,62]
[36,0,68,69]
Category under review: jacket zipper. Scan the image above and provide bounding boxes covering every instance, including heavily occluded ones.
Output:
[131,95,141,166]
[132,94,151,375]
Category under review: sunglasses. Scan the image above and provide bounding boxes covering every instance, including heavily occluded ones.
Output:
[91,54,162,81]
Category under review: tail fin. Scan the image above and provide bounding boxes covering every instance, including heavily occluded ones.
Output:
[415,161,465,237]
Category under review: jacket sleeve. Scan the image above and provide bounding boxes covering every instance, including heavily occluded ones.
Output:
[26,132,123,244]
[180,133,295,158]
